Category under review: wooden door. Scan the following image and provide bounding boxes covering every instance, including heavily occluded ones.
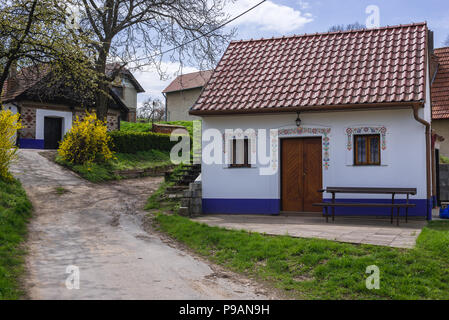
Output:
[281,138,322,212]
[44,117,62,149]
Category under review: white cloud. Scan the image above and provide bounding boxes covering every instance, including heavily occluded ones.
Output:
[131,1,314,105]
[133,62,199,107]
[226,0,313,33]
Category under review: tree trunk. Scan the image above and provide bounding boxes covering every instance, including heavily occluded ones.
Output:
[0,60,14,101]
[96,81,108,121]
[95,46,109,121]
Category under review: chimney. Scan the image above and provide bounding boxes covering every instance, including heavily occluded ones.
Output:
[428,29,434,54]
[428,29,439,85]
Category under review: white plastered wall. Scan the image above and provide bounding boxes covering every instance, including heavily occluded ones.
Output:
[201,108,428,201]
[35,109,73,140]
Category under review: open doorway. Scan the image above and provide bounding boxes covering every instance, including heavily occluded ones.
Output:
[44,117,63,149]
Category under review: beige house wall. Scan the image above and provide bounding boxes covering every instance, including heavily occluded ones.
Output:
[123,84,137,110]
[166,88,202,121]
[112,75,138,122]
[433,119,449,156]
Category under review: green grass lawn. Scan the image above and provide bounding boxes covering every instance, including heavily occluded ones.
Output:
[121,120,194,136]
[120,121,152,132]
[0,178,32,300]
[153,213,449,300]
[56,149,172,182]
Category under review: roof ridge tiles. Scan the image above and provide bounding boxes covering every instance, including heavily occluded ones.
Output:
[229,22,426,45]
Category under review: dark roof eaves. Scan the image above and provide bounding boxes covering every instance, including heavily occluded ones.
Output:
[163,85,205,94]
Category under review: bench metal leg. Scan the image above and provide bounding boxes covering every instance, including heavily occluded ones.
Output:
[397,207,400,226]
[406,193,409,223]
[325,206,329,223]
[391,193,395,225]
[406,207,408,223]
[331,192,335,222]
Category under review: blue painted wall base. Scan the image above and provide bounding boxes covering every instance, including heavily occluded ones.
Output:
[19,139,44,149]
[202,198,429,217]
[202,199,280,215]
[323,198,429,217]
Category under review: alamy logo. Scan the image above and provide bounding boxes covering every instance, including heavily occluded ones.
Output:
[65,265,80,290]
[66,6,80,30]
[365,5,380,29]
[366,265,380,290]
[169,122,280,176]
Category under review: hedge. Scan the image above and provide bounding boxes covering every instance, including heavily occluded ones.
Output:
[108,131,189,154]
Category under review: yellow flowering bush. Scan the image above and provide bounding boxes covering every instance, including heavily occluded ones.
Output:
[0,108,22,181]
[58,112,114,165]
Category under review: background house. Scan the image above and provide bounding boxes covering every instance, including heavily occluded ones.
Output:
[431,47,449,157]
[107,63,145,122]
[1,64,144,149]
[162,70,212,121]
[191,23,434,219]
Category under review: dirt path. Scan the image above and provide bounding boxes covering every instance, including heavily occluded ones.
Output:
[11,150,271,300]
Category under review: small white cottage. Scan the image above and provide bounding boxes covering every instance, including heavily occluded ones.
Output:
[1,64,144,149]
[190,23,435,220]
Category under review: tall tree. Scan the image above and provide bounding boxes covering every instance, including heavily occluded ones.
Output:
[328,22,366,32]
[75,0,234,120]
[0,0,98,101]
[137,97,165,122]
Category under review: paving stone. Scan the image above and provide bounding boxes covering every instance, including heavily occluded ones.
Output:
[193,214,426,248]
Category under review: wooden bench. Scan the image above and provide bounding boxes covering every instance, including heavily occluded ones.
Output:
[313,187,417,226]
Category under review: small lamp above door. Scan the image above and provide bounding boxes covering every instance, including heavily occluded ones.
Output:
[295,112,301,127]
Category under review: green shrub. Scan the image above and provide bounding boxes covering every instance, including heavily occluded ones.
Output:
[58,112,114,165]
[440,155,449,164]
[108,131,182,154]
[0,109,22,181]
[0,178,32,299]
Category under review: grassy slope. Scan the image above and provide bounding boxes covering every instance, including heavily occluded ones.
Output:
[56,149,171,183]
[121,121,194,136]
[120,121,152,133]
[0,179,32,300]
[154,214,449,300]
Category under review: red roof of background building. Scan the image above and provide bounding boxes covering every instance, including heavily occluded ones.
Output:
[432,47,449,119]
[191,23,428,115]
[163,70,213,93]
[1,63,144,103]
[1,65,50,102]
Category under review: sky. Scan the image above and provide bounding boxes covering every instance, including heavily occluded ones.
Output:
[134,0,449,108]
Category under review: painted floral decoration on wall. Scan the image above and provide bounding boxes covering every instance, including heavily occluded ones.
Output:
[346,126,387,151]
[278,127,331,170]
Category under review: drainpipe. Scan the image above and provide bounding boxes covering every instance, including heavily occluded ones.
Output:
[412,103,432,220]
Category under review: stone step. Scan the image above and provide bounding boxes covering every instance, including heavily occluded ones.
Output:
[178,207,189,216]
[168,194,184,199]
[166,186,189,192]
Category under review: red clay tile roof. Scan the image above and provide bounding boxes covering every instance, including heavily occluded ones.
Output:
[163,70,213,93]
[1,63,144,103]
[191,23,428,115]
[1,65,50,102]
[432,47,449,119]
